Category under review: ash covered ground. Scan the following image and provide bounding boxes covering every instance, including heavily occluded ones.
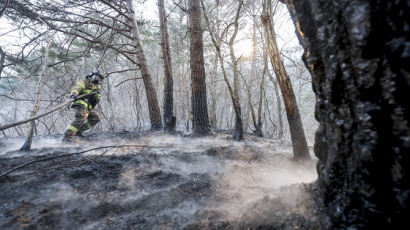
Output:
[0,132,325,229]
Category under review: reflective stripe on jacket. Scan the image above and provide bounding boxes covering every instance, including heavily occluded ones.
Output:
[70,79,101,110]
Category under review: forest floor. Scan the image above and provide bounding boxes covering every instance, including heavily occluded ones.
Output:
[0,131,326,229]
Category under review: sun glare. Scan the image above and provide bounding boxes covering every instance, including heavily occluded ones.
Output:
[234,39,254,60]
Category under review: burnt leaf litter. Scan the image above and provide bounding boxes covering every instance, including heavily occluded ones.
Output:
[0,131,326,229]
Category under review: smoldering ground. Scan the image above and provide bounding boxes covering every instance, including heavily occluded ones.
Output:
[0,132,324,229]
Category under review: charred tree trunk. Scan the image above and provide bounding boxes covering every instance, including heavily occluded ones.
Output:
[283,0,410,228]
[0,46,5,78]
[188,0,210,136]
[127,0,162,130]
[158,0,175,133]
[261,0,310,160]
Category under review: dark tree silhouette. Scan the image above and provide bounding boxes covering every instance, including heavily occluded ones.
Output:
[188,0,210,135]
[283,0,410,228]
[158,0,175,133]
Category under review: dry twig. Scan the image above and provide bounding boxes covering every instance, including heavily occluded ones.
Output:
[0,144,147,179]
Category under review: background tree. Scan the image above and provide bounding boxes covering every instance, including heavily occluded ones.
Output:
[227,0,245,140]
[261,0,310,160]
[188,0,210,135]
[127,0,162,130]
[20,31,50,151]
[0,0,318,148]
[202,0,244,140]
[158,0,175,132]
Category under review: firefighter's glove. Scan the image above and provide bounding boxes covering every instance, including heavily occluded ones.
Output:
[65,104,71,111]
[69,94,78,101]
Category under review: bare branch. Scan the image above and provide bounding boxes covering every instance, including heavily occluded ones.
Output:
[114,77,143,88]
[0,144,149,179]
[0,0,10,18]
[173,0,188,13]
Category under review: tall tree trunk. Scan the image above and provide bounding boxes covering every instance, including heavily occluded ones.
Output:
[188,0,210,136]
[283,0,410,228]
[20,41,50,151]
[127,0,162,130]
[228,0,244,141]
[201,0,243,140]
[267,56,284,139]
[242,75,258,134]
[246,16,265,137]
[106,71,115,131]
[158,0,175,133]
[209,53,219,129]
[261,0,309,160]
[0,46,5,78]
[257,50,266,137]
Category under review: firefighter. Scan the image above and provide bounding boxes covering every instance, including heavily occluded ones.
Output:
[62,70,104,142]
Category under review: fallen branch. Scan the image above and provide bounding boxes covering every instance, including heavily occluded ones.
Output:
[0,93,95,132]
[12,160,89,177]
[171,182,192,196]
[0,144,146,179]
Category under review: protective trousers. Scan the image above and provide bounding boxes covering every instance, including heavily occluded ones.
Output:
[63,106,100,141]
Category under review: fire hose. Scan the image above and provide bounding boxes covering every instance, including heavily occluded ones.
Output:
[0,93,96,132]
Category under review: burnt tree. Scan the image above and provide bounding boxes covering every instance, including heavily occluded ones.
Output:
[127,0,163,130]
[283,0,410,228]
[261,0,310,160]
[188,0,210,135]
[158,0,175,133]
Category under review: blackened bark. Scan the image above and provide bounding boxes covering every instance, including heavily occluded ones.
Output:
[127,0,163,130]
[285,0,410,228]
[158,0,175,133]
[0,46,5,77]
[261,0,310,160]
[188,0,210,135]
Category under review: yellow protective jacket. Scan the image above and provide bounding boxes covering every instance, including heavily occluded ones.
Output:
[71,79,101,110]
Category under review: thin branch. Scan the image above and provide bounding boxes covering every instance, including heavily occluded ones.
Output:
[114,77,143,88]
[173,0,188,13]
[99,0,130,20]
[105,68,139,78]
[0,94,56,102]
[0,0,10,18]
[0,144,148,179]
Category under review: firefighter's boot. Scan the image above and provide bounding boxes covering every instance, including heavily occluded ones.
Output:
[76,131,86,138]
[63,106,88,143]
